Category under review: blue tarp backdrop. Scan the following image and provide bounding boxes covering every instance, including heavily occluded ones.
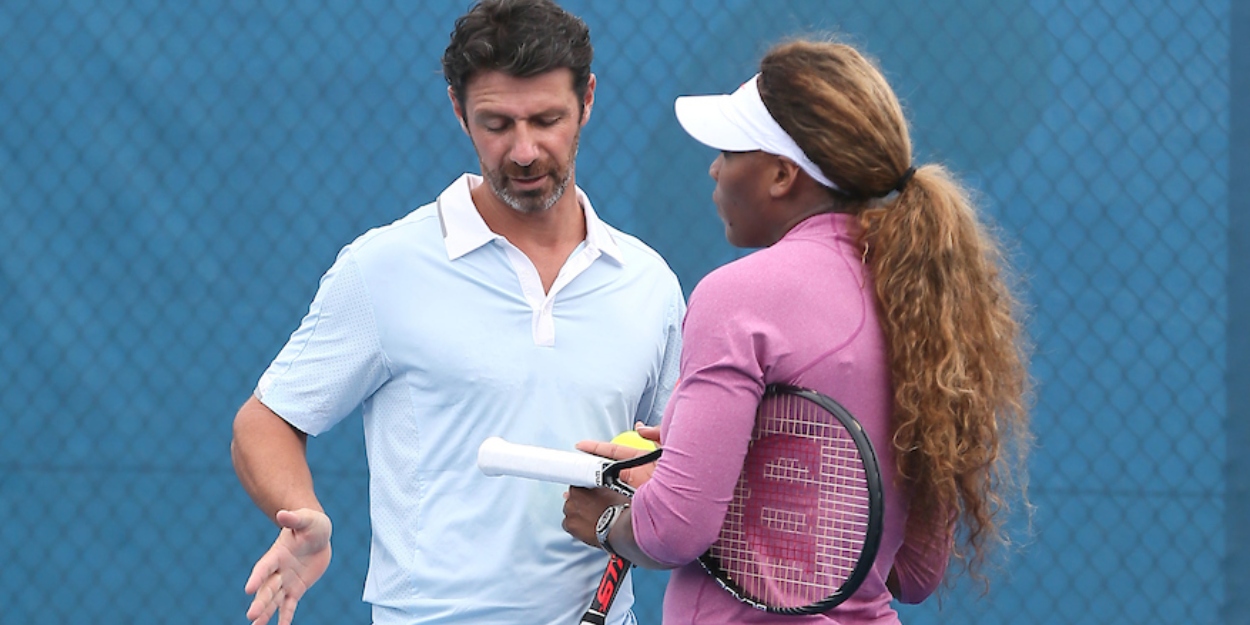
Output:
[0,0,1234,623]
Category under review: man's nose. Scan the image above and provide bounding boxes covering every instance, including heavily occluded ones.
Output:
[511,125,539,167]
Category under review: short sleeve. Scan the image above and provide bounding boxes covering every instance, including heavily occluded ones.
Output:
[634,280,686,427]
[255,247,391,436]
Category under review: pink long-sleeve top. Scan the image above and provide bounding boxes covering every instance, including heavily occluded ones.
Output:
[630,212,949,623]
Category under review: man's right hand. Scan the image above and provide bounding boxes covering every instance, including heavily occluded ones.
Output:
[244,508,333,625]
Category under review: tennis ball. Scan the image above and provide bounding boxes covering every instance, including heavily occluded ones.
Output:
[611,430,658,451]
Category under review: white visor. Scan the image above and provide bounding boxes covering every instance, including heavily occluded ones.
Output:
[674,74,840,191]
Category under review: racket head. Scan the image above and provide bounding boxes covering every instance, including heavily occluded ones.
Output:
[698,384,884,614]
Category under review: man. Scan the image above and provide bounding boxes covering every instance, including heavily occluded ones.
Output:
[231,1,684,623]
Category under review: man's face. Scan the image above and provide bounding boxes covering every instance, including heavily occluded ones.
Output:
[453,69,594,214]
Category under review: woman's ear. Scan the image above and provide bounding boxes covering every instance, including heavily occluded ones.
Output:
[769,157,802,199]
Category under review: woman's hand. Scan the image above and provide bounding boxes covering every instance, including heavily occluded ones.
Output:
[575,423,662,489]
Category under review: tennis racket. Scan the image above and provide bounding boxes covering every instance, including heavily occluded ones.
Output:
[698,384,884,614]
[476,437,662,625]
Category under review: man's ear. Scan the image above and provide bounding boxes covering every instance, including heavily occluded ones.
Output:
[449,86,469,135]
[580,74,596,127]
[769,157,802,199]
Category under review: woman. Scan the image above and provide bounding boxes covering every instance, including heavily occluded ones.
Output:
[563,38,1031,623]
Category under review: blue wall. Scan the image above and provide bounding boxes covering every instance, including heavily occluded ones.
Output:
[1225,1,1248,622]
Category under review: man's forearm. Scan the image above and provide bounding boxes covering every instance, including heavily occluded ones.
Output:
[231,395,323,521]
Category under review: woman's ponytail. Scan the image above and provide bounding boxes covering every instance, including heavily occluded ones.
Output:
[860,164,1031,583]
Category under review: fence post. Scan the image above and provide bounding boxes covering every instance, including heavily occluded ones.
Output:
[1228,2,1250,623]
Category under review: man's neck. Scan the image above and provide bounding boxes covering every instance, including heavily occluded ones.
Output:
[470,179,587,293]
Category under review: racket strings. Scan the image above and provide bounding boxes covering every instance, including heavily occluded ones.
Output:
[709,393,873,608]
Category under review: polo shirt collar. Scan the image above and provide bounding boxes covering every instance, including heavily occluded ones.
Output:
[438,173,624,264]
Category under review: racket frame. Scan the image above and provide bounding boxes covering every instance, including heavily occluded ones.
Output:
[577,448,661,623]
[697,384,885,615]
[579,552,630,625]
[598,448,662,497]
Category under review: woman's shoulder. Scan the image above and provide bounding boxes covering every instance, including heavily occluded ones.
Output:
[690,247,795,306]
[690,229,864,316]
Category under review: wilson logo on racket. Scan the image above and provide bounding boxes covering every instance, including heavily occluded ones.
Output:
[698,384,884,615]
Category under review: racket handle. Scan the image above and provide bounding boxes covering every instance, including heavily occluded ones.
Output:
[580,554,630,625]
[477,437,606,488]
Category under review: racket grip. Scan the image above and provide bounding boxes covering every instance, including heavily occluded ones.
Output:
[477,437,606,488]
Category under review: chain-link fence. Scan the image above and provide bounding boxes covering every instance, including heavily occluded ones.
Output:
[0,0,1233,623]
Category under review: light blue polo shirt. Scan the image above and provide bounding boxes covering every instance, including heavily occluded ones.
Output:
[255,173,684,625]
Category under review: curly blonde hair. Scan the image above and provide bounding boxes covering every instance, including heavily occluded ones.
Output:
[758,39,1032,586]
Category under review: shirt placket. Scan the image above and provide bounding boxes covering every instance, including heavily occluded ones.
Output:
[501,242,598,347]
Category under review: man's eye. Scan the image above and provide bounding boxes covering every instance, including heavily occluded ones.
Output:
[479,118,509,132]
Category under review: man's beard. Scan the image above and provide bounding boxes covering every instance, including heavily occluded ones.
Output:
[484,138,579,214]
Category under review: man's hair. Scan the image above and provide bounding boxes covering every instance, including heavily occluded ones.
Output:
[442,0,593,114]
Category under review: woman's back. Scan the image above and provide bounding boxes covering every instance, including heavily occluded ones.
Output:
[633,212,940,624]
